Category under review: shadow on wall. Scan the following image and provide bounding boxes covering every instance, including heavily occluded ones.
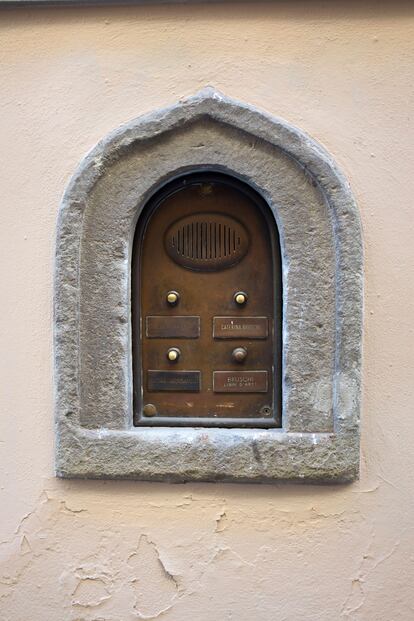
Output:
[2,0,414,26]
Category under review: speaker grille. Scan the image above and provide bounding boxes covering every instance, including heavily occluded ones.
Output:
[165,213,249,271]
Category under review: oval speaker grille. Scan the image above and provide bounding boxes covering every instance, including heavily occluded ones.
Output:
[165,213,249,271]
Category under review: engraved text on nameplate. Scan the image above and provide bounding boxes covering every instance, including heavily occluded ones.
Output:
[213,370,268,393]
[147,370,201,392]
[213,317,268,339]
[146,316,200,338]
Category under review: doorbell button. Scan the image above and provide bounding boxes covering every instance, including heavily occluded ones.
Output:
[167,347,181,362]
[234,291,248,305]
[166,291,180,306]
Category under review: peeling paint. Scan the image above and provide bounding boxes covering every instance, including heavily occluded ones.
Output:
[128,535,180,619]
[72,577,111,608]
[215,509,229,533]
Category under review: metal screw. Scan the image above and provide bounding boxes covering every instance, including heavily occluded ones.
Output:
[143,403,157,417]
[199,183,214,195]
[260,406,272,417]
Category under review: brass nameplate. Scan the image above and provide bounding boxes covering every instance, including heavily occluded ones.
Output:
[147,370,201,392]
[213,370,268,393]
[146,316,200,338]
[213,317,268,339]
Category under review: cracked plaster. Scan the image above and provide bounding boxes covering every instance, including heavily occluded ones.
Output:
[2,6,414,620]
[0,482,410,620]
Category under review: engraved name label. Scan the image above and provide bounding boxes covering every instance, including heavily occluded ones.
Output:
[213,370,268,393]
[147,370,201,392]
[146,316,200,338]
[213,317,268,339]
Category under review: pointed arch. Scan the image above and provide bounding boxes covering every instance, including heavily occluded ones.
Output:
[55,88,362,482]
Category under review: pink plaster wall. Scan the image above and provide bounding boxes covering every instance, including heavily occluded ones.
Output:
[1,2,413,619]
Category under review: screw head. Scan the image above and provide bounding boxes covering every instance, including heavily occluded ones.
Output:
[199,183,214,195]
[143,403,157,417]
[166,291,179,305]
[260,405,272,417]
[234,291,248,305]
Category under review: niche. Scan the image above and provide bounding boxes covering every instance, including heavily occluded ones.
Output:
[132,172,282,427]
[54,89,362,483]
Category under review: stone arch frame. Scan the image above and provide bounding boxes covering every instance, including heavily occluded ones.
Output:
[55,88,362,483]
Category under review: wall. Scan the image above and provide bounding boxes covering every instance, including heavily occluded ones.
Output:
[1,2,413,619]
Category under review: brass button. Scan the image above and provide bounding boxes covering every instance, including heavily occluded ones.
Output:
[232,347,248,363]
[234,291,248,306]
[166,291,179,306]
[167,347,181,362]
[143,403,157,417]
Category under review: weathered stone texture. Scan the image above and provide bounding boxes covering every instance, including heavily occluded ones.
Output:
[54,88,362,482]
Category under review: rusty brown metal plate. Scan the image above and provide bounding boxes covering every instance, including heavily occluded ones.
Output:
[213,316,268,339]
[147,370,201,392]
[146,316,200,338]
[213,371,268,393]
[132,173,282,427]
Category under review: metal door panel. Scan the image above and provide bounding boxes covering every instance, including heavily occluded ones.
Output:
[132,173,281,427]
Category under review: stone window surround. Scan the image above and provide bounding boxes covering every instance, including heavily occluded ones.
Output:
[55,88,363,483]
